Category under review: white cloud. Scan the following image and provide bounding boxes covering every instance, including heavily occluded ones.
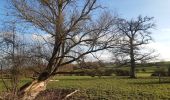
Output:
[85,50,113,62]
[145,28,170,61]
[147,42,170,61]
[31,34,51,41]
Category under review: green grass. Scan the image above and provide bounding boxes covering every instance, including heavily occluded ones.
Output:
[47,76,170,100]
[0,78,31,92]
[137,72,152,77]
[0,76,170,99]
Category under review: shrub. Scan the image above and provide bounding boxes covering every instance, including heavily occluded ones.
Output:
[74,68,114,77]
[141,68,146,72]
[95,69,104,78]
[73,70,86,76]
[85,69,96,77]
[151,69,168,76]
[114,69,130,76]
[103,69,114,76]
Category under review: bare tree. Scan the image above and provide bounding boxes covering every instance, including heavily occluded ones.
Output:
[0,21,27,99]
[8,0,118,99]
[114,15,156,78]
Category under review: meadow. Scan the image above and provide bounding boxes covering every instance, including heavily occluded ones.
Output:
[0,66,170,100]
[46,75,170,100]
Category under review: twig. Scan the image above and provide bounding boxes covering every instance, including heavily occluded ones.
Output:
[64,89,79,100]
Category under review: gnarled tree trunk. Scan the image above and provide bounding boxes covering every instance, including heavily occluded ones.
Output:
[18,79,48,100]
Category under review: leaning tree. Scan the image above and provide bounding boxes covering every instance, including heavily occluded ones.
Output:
[113,16,156,78]
[8,0,118,99]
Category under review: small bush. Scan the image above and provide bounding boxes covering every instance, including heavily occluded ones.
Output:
[95,69,104,78]
[103,69,114,76]
[114,69,130,76]
[141,68,146,72]
[85,69,96,77]
[151,69,168,76]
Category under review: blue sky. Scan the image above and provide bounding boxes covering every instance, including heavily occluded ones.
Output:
[0,0,170,61]
[99,0,170,61]
[100,0,170,28]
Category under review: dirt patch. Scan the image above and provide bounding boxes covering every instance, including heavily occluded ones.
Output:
[35,89,79,100]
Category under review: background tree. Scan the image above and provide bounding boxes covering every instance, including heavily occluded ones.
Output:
[113,16,156,78]
[9,0,118,99]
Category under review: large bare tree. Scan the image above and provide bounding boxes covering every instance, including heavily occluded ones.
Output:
[8,0,118,99]
[114,16,155,78]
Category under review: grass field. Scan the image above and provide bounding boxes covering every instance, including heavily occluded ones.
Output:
[47,76,170,100]
[0,75,170,99]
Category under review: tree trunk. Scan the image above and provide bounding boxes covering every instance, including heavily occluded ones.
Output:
[18,79,48,100]
[130,38,136,78]
[130,61,136,78]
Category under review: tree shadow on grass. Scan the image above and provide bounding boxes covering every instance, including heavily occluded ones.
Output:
[130,80,170,85]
